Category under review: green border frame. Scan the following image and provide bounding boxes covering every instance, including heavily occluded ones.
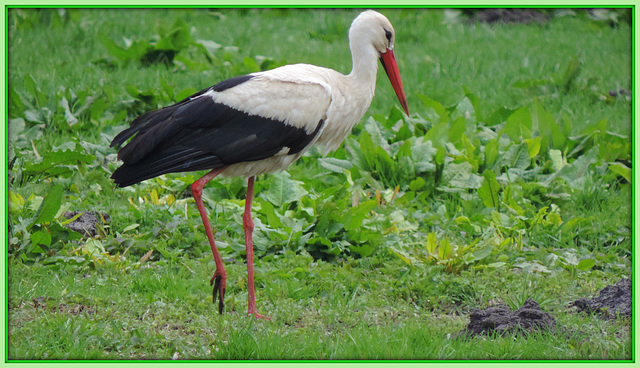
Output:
[2,3,637,367]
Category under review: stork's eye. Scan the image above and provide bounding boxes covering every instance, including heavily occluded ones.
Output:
[384,29,392,42]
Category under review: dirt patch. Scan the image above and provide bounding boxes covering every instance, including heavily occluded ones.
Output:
[458,299,556,338]
[570,278,631,319]
[26,296,95,316]
[64,211,110,237]
[465,9,550,24]
[608,88,632,100]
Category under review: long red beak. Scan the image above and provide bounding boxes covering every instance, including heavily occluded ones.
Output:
[380,49,409,115]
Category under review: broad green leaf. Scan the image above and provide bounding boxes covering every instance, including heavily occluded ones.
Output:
[566,131,597,159]
[389,247,412,265]
[24,73,47,106]
[501,143,530,170]
[549,120,567,149]
[485,106,516,126]
[451,97,476,126]
[557,55,581,93]
[318,157,352,173]
[262,171,308,207]
[425,121,449,149]
[358,131,376,164]
[194,39,222,59]
[601,141,631,162]
[100,35,131,62]
[31,185,63,226]
[30,230,52,247]
[258,201,284,229]
[608,162,631,183]
[581,118,608,140]
[150,189,159,205]
[24,109,43,123]
[351,243,375,257]
[426,232,437,256]
[9,84,26,117]
[513,261,551,274]
[122,223,140,233]
[472,245,493,261]
[531,99,561,145]
[83,239,106,257]
[563,252,578,266]
[478,170,500,208]
[549,149,565,172]
[101,36,151,64]
[577,258,596,271]
[503,106,532,140]
[435,146,446,166]
[59,96,78,126]
[557,147,599,189]
[449,116,466,144]
[363,117,392,153]
[562,216,587,233]
[155,19,192,51]
[409,177,426,191]
[417,94,449,123]
[462,85,483,121]
[439,161,473,189]
[385,105,405,127]
[42,255,87,266]
[438,237,453,259]
[8,190,25,210]
[442,161,483,189]
[345,200,377,231]
[411,138,437,173]
[484,138,499,169]
[525,136,542,158]
[242,57,260,73]
[23,149,95,176]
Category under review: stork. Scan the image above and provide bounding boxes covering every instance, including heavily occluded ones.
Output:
[110,10,409,320]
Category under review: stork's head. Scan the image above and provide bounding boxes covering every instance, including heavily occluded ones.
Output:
[349,10,409,115]
[350,10,397,54]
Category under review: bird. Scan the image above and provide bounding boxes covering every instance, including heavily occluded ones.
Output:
[110,10,409,320]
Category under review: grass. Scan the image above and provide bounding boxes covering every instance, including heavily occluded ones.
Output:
[8,254,632,360]
[7,8,633,361]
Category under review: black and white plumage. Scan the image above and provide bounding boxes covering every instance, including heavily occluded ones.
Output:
[110,10,409,319]
[110,75,325,186]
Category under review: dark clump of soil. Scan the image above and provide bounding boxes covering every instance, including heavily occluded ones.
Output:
[608,88,632,99]
[464,9,550,24]
[458,299,556,338]
[63,211,110,237]
[570,278,631,319]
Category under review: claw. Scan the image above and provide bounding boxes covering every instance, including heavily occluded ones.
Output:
[250,312,271,320]
[211,273,226,314]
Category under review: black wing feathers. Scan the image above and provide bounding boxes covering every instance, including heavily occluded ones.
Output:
[211,75,255,92]
[108,75,250,150]
[110,74,324,187]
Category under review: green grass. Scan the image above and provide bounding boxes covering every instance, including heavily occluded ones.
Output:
[8,254,632,360]
[7,8,633,360]
[8,9,631,130]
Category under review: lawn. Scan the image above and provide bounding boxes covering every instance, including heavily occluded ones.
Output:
[6,8,633,361]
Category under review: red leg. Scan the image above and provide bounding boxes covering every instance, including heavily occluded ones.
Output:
[244,176,270,320]
[191,167,227,314]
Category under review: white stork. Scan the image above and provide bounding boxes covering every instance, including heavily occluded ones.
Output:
[110,10,409,320]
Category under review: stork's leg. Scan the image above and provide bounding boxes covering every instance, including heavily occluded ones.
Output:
[244,176,270,320]
[191,167,227,314]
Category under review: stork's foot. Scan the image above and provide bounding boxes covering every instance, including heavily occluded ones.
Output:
[248,309,271,320]
[210,271,226,314]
